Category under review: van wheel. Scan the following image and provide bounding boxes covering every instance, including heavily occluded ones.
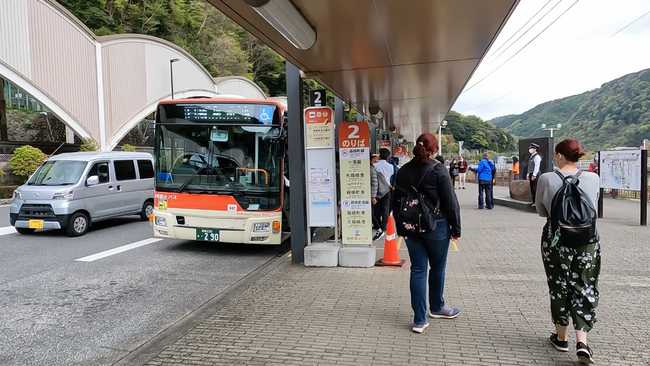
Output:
[66,212,90,237]
[16,228,34,235]
[141,200,154,221]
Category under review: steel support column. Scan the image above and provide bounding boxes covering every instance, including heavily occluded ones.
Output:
[0,78,7,141]
[334,97,344,125]
[286,62,306,263]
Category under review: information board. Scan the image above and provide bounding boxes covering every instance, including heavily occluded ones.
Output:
[600,149,642,191]
[304,107,336,228]
[338,121,372,245]
[305,107,334,148]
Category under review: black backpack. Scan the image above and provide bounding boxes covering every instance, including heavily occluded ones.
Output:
[394,161,440,237]
[550,170,598,246]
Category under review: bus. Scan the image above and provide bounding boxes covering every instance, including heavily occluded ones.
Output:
[152,98,288,245]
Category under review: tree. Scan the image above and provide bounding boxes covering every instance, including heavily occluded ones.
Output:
[121,143,136,152]
[9,145,47,178]
[80,138,98,151]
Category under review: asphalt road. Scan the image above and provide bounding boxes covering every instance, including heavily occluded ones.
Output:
[0,205,283,365]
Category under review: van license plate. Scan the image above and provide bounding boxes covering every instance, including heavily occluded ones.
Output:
[28,219,44,229]
[196,228,220,242]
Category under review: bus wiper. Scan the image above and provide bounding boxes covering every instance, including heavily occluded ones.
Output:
[176,175,200,193]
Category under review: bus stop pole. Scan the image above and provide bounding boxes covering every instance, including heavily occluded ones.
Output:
[597,151,604,218]
[641,149,648,226]
[286,62,307,263]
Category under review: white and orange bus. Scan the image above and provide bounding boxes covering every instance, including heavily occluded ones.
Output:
[152,98,288,244]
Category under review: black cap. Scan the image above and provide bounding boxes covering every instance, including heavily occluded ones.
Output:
[529,143,540,150]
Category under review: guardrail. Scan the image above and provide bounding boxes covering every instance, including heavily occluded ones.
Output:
[467,164,650,202]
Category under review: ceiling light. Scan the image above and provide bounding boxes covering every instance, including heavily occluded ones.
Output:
[246,0,316,50]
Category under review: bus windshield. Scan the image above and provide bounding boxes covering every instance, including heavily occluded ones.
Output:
[155,103,284,211]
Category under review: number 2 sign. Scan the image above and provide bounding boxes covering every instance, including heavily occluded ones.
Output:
[338,122,369,149]
[338,121,372,245]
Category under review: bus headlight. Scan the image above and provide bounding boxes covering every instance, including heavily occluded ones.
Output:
[272,220,281,233]
[253,222,270,233]
[12,190,22,200]
[155,216,167,227]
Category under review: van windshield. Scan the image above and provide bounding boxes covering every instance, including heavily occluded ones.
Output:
[28,160,87,186]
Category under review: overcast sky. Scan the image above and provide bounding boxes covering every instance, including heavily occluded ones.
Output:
[453,0,650,120]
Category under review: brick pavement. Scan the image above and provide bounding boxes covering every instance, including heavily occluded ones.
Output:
[143,184,650,366]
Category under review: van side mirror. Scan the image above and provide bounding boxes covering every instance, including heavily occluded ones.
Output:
[86,176,99,186]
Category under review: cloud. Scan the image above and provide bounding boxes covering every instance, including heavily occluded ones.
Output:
[453,0,650,120]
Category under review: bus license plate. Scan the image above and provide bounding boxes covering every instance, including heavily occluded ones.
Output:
[196,228,220,242]
[28,219,44,229]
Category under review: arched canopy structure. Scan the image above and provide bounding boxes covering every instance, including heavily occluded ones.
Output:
[0,0,268,151]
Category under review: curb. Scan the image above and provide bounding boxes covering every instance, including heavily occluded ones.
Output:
[112,250,291,366]
[493,196,536,213]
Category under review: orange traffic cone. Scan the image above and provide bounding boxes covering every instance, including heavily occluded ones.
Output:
[376,214,405,267]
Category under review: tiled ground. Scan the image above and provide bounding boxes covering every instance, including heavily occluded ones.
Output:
[144,185,650,365]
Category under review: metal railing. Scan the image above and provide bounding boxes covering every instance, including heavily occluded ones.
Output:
[466,160,650,201]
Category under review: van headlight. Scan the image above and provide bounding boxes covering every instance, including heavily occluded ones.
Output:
[253,222,271,233]
[12,190,22,200]
[155,216,167,227]
[52,191,74,200]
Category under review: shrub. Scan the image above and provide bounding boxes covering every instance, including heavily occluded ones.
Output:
[80,138,98,152]
[121,144,137,152]
[0,185,18,199]
[9,145,47,178]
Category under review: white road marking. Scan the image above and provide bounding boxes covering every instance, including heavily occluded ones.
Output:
[0,226,17,236]
[75,238,163,262]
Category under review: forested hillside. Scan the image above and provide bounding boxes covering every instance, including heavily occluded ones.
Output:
[445,111,516,152]
[59,0,286,96]
[491,68,650,150]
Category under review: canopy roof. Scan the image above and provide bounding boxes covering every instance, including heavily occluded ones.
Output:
[209,0,519,139]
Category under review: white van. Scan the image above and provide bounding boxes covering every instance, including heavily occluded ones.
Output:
[10,152,154,236]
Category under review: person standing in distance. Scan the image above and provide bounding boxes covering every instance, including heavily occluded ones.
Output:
[535,139,600,364]
[392,133,461,334]
[449,158,460,189]
[528,143,543,206]
[474,153,495,209]
[373,148,394,240]
[458,156,468,189]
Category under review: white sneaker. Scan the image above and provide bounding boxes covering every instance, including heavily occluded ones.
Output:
[411,322,429,334]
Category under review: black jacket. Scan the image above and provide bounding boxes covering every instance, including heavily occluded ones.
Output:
[391,159,461,237]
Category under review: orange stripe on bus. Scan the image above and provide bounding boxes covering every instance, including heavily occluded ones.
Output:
[155,192,243,211]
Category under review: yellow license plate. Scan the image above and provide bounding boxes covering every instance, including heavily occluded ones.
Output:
[28,219,44,229]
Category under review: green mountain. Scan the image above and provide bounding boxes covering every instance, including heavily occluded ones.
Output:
[491,68,650,150]
[444,111,516,153]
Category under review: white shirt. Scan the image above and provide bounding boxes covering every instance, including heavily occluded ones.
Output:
[373,160,394,184]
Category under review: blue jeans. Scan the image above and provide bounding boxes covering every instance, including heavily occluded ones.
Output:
[478,180,494,209]
[405,219,450,325]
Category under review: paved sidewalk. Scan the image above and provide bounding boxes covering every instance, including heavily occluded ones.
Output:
[142,184,650,366]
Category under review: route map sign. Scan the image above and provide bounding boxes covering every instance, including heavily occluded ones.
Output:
[338,121,372,245]
[600,149,642,191]
[304,107,336,228]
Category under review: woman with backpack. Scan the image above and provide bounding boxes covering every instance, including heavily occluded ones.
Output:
[535,139,600,364]
[391,133,461,334]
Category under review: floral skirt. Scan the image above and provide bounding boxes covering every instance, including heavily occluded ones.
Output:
[540,222,601,332]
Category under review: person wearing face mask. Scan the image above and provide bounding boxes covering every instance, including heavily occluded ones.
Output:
[528,143,543,206]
